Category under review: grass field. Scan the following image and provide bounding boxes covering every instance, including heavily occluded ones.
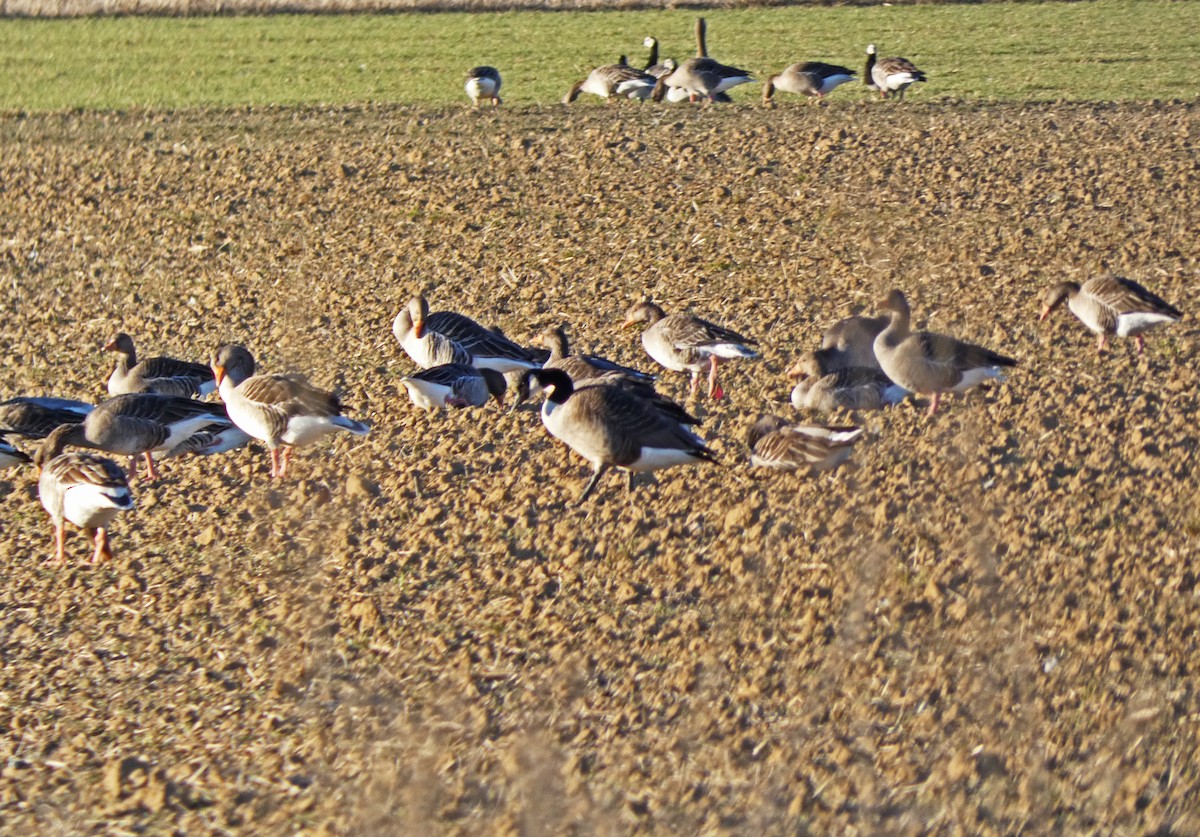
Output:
[1,0,1197,111]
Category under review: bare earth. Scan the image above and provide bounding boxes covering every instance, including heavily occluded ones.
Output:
[0,100,1198,833]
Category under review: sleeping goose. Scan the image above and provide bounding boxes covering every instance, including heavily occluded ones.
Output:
[400,363,507,411]
[747,415,863,473]
[1039,274,1182,354]
[865,44,926,100]
[763,61,857,105]
[104,332,216,398]
[1,435,32,468]
[821,315,889,370]
[873,290,1017,416]
[0,396,94,440]
[534,325,656,386]
[394,295,545,373]
[34,425,134,565]
[522,368,715,504]
[211,345,370,479]
[465,66,502,107]
[621,299,758,400]
[564,63,657,103]
[789,366,907,413]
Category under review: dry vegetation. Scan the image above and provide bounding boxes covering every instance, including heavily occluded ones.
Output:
[1,99,1198,833]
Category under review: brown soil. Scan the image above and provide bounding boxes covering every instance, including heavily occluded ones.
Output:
[1,100,1198,834]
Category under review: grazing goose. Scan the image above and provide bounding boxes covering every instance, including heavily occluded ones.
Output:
[821,315,889,370]
[653,56,753,103]
[104,332,216,398]
[34,425,134,565]
[763,61,857,104]
[789,365,907,413]
[621,299,758,400]
[873,290,1017,416]
[865,44,926,100]
[564,63,657,103]
[465,66,502,107]
[0,396,94,440]
[534,325,656,385]
[522,368,715,504]
[400,363,507,411]
[747,415,863,473]
[212,345,370,479]
[47,394,234,481]
[1,435,32,467]
[394,295,545,373]
[1039,274,1182,354]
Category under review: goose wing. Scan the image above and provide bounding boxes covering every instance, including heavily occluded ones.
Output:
[1084,275,1182,318]
[662,313,756,351]
[0,397,95,439]
[569,384,712,467]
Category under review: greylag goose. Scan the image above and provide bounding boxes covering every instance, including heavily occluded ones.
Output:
[654,18,749,103]
[621,299,758,400]
[393,294,545,373]
[104,332,216,398]
[1039,274,1182,354]
[747,415,863,473]
[400,363,507,410]
[865,44,926,100]
[763,62,856,104]
[789,366,907,413]
[522,368,715,504]
[46,393,234,481]
[465,66,502,106]
[0,396,94,440]
[563,63,657,103]
[873,290,1017,416]
[0,435,32,467]
[212,345,370,479]
[821,315,889,370]
[534,325,656,385]
[34,425,134,565]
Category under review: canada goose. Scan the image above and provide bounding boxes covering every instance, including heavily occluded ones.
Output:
[763,62,857,105]
[513,368,699,429]
[34,425,134,565]
[103,332,216,398]
[400,363,507,410]
[873,290,1017,416]
[0,396,94,440]
[1039,274,1182,354]
[522,367,715,504]
[865,44,926,100]
[621,300,758,400]
[788,366,907,413]
[653,18,750,103]
[393,295,544,373]
[746,415,863,472]
[564,63,657,103]
[465,66,502,107]
[212,345,369,479]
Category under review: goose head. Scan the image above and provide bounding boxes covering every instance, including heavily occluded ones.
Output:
[481,368,508,406]
[210,344,255,387]
[621,299,667,329]
[409,294,431,338]
[643,36,657,50]
[522,368,574,404]
[1039,282,1081,321]
[745,415,790,450]
[102,332,136,357]
[786,351,822,380]
[879,289,911,322]
[35,423,86,470]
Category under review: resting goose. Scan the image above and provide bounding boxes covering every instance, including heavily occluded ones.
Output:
[394,295,544,373]
[821,315,889,370]
[1,435,32,467]
[865,44,926,100]
[763,62,857,105]
[534,325,656,385]
[621,300,758,400]
[747,415,863,473]
[522,368,715,504]
[1039,274,1182,354]
[34,425,134,565]
[212,345,370,479]
[873,290,1017,416]
[400,363,507,411]
[564,63,657,103]
[465,66,502,107]
[789,366,907,413]
[104,332,216,398]
[0,396,94,440]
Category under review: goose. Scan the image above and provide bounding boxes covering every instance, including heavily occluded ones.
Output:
[642,37,675,79]
[0,396,94,440]
[400,363,507,411]
[865,44,926,100]
[763,61,857,105]
[34,424,134,565]
[513,368,699,429]
[45,393,234,481]
[653,56,753,103]
[465,66,502,107]
[621,299,758,400]
[211,345,370,479]
[393,295,545,373]
[747,415,863,473]
[564,63,657,103]
[162,345,259,458]
[103,332,216,398]
[821,315,889,370]
[534,325,656,386]
[1,435,32,467]
[789,366,907,413]
[393,298,473,369]
[1039,274,1182,354]
[873,290,1017,416]
[522,368,715,504]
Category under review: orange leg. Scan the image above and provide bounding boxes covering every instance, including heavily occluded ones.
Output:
[269,448,282,478]
[1096,333,1107,353]
[142,451,161,481]
[89,528,113,564]
[279,447,293,478]
[48,523,66,565]
[708,356,725,400]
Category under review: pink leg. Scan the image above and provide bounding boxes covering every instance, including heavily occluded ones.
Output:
[269,448,281,478]
[89,528,112,564]
[279,447,293,478]
[48,523,66,565]
[688,373,701,400]
[1135,335,1145,354]
[1096,333,1107,353]
[142,452,161,482]
[708,356,725,400]
[926,392,941,417]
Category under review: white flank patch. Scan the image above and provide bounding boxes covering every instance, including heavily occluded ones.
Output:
[820,75,855,93]
[280,415,338,447]
[402,378,452,410]
[158,415,228,454]
[708,342,759,360]
[666,86,692,103]
[886,73,918,89]
[466,78,498,100]
[953,367,1005,392]
[471,355,540,374]
[629,446,704,472]
[714,76,753,94]
[1116,312,1178,336]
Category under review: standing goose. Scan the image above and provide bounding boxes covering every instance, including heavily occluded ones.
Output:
[400,363,507,411]
[522,368,715,504]
[763,61,857,105]
[873,290,1017,416]
[0,435,32,467]
[642,36,676,79]
[653,18,749,103]
[103,332,216,398]
[789,366,907,413]
[534,325,656,386]
[865,44,926,100]
[1039,274,1182,354]
[0,396,94,440]
[212,345,370,479]
[513,368,699,429]
[621,299,758,400]
[747,415,863,472]
[564,63,657,103]
[34,425,134,565]
[465,66,502,107]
